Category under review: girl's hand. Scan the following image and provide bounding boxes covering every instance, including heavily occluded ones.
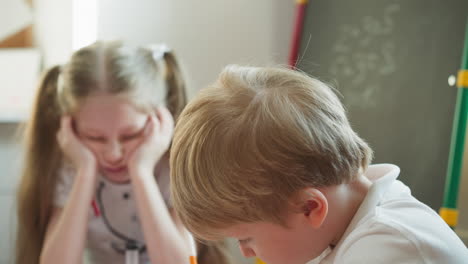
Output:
[128,107,174,178]
[56,116,97,174]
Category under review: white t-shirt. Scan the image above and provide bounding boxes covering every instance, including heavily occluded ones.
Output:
[307,164,468,264]
[54,160,172,264]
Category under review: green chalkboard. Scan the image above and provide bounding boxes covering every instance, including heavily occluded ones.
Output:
[297,0,468,210]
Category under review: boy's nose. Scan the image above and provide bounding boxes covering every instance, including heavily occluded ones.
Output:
[239,244,256,258]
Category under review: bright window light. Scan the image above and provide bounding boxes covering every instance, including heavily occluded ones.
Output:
[72,0,97,51]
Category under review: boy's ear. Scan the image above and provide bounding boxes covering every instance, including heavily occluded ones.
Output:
[299,188,328,228]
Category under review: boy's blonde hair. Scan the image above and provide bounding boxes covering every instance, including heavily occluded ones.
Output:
[171,65,373,240]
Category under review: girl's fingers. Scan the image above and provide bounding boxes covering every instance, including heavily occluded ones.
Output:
[156,106,174,135]
[143,115,155,138]
[58,115,81,147]
[62,116,72,135]
[150,112,160,133]
[60,115,69,126]
[57,116,69,142]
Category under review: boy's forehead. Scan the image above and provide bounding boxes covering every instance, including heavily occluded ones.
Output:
[221,223,252,237]
[221,221,291,239]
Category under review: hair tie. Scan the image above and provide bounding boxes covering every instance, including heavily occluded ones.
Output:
[149,44,171,61]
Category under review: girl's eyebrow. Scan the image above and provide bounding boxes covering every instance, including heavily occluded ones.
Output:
[121,125,145,134]
[78,127,102,135]
[121,117,149,133]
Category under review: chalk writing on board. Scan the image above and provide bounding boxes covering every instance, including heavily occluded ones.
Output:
[329,3,400,107]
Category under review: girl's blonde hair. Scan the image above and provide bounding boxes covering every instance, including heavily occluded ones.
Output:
[171,65,373,240]
[15,41,187,264]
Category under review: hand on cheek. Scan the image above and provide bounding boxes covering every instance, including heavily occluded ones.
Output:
[128,106,174,178]
[56,115,97,175]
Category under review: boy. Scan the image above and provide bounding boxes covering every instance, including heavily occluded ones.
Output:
[170,65,468,264]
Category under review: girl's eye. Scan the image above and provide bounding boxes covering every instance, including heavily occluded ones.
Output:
[86,136,106,142]
[121,132,141,142]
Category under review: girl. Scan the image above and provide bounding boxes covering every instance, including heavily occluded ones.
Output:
[15,41,231,264]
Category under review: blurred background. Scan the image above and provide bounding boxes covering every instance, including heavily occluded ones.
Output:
[0,0,467,263]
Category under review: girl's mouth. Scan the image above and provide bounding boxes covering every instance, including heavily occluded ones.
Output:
[103,166,127,173]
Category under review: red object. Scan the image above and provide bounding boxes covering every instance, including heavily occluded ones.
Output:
[288,0,309,67]
[91,199,100,217]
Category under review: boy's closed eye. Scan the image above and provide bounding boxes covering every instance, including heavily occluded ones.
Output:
[238,237,252,245]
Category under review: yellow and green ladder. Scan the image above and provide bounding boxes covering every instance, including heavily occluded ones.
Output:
[440,17,468,229]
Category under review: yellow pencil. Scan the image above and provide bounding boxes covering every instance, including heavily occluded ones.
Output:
[189,233,198,264]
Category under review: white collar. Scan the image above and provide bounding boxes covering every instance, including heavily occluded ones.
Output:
[342,164,400,239]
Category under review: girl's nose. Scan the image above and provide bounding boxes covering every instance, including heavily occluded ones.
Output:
[103,141,124,165]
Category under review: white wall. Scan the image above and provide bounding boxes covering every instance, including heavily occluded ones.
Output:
[34,0,73,67]
[98,0,294,97]
[0,124,23,264]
